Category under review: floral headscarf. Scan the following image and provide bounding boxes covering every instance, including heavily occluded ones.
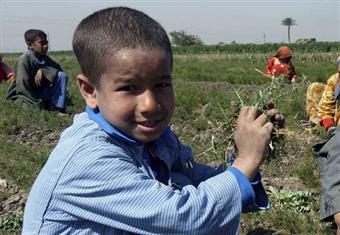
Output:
[274,46,292,59]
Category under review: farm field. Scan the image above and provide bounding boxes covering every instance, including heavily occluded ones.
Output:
[1,42,340,234]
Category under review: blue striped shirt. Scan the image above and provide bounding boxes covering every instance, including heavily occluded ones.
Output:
[22,108,268,235]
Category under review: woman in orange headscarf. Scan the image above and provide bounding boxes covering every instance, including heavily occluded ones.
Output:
[265,46,297,83]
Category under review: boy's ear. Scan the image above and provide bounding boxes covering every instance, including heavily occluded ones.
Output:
[26,42,32,49]
[77,74,98,109]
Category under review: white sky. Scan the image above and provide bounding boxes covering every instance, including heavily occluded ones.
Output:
[1,0,339,53]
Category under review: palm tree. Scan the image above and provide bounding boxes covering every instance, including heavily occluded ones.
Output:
[281,17,297,43]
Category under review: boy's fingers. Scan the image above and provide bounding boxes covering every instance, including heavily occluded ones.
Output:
[238,107,284,128]
[266,108,279,117]
[254,113,269,126]
[237,106,249,125]
[274,113,284,121]
[238,106,250,118]
[263,122,274,132]
[244,106,261,120]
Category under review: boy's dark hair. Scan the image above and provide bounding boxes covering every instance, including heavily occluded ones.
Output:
[72,7,172,87]
[24,29,47,44]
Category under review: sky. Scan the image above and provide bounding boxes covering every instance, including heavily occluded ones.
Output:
[1,0,339,53]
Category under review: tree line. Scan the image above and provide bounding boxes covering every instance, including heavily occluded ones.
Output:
[170,17,297,46]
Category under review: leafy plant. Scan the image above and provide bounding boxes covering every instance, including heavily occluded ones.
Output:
[0,213,23,232]
[268,186,312,213]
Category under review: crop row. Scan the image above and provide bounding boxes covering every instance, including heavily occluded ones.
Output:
[173,42,340,54]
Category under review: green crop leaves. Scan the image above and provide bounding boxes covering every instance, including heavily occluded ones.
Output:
[268,186,313,213]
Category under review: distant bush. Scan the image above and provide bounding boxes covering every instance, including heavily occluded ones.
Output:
[170,30,203,47]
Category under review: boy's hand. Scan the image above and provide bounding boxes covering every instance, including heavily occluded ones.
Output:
[232,106,274,180]
[34,69,43,86]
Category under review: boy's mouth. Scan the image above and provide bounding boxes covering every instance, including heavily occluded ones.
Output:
[138,120,159,127]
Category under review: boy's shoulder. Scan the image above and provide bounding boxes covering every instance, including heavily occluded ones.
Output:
[17,51,39,65]
[17,51,30,61]
[14,51,33,70]
[18,51,59,67]
[50,112,143,170]
[61,111,108,141]
[58,112,133,153]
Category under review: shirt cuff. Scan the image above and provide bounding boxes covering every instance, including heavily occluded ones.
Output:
[250,172,270,211]
[228,167,270,212]
[228,167,255,209]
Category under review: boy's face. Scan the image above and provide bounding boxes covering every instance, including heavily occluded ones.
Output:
[28,36,48,56]
[79,48,175,143]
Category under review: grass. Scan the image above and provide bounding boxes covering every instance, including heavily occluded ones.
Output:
[0,47,338,234]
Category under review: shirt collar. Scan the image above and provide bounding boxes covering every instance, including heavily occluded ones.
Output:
[86,107,144,146]
[26,50,46,65]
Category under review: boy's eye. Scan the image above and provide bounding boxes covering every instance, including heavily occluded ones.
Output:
[117,85,136,92]
[157,83,172,88]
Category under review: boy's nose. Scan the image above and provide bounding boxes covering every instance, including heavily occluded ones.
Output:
[139,90,160,114]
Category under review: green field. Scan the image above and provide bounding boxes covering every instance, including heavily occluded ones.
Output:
[0,42,339,234]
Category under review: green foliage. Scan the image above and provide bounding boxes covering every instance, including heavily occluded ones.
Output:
[174,61,267,84]
[268,187,312,213]
[0,140,51,188]
[281,17,297,27]
[242,207,330,234]
[246,78,284,108]
[169,30,203,46]
[173,42,340,54]
[294,148,321,189]
[0,213,23,232]
[281,17,297,43]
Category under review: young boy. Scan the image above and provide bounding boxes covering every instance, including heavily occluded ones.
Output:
[6,29,68,112]
[23,7,282,234]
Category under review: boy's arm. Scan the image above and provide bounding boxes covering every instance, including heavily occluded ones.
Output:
[38,56,62,84]
[14,55,38,94]
[51,110,271,232]
[42,143,243,234]
[39,66,59,84]
[230,106,273,211]
[171,106,273,212]
[46,55,62,71]
[175,158,269,212]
